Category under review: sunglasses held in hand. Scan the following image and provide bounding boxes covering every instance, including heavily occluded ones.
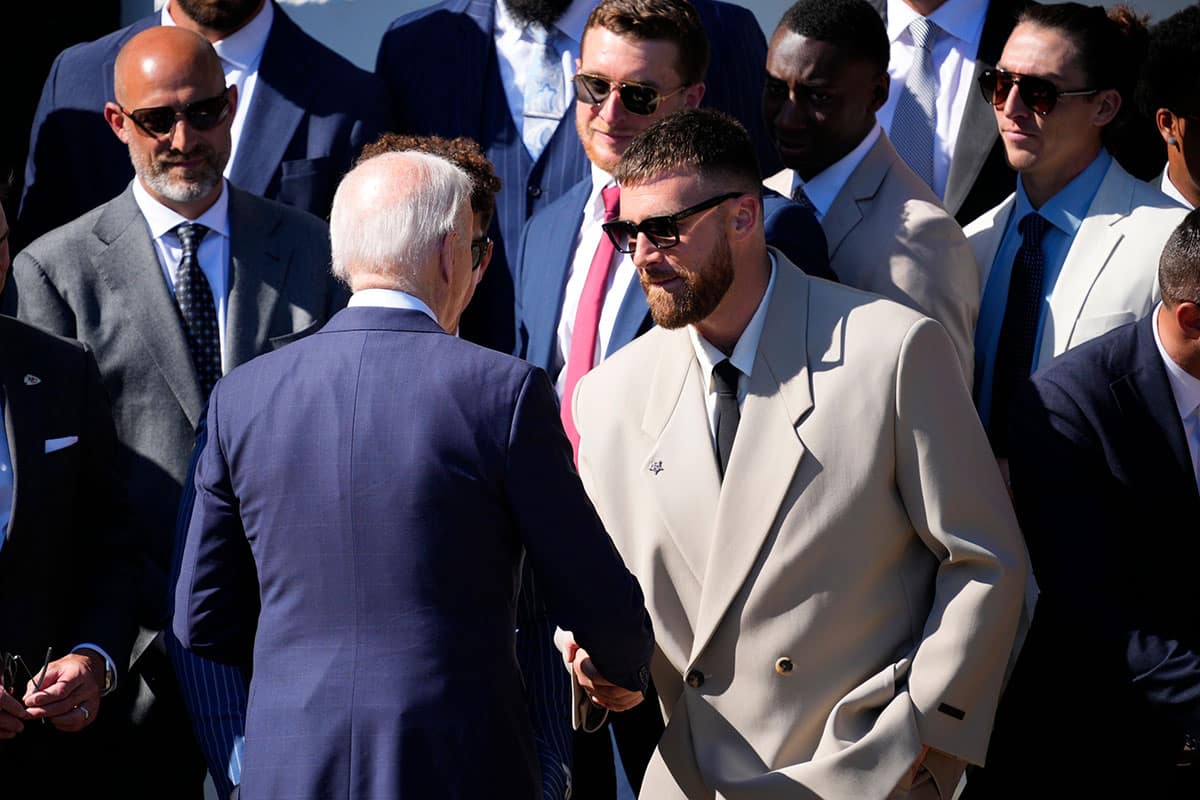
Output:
[977,68,1098,116]
[602,192,745,254]
[119,88,233,137]
[1,647,52,700]
[573,73,688,116]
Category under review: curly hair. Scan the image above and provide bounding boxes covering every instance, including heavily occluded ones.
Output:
[358,134,501,225]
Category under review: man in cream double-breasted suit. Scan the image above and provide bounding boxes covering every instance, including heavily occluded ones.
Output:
[574,108,1029,799]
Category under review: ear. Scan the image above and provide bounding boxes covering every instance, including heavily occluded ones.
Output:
[225,83,239,119]
[104,102,131,143]
[1156,107,1180,145]
[1092,88,1121,129]
[684,82,706,109]
[1175,301,1200,341]
[870,71,890,113]
[729,193,761,243]
[438,227,458,286]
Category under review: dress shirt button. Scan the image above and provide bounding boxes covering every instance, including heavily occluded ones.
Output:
[527,184,542,198]
[685,669,704,688]
[775,657,794,676]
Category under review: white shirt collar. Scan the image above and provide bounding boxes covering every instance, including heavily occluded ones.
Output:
[586,164,617,222]
[1153,302,1200,420]
[163,0,273,70]
[1161,168,1195,210]
[348,288,440,325]
[887,0,988,46]
[799,125,881,218]
[689,253,778,389]
[495,0,591,43]
[132,178,231,241]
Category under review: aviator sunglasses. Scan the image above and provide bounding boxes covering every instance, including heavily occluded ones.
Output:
[602,192,744,254]
[470,236,490,271]
[978,68,1098,116]
[573,73,688,116]
[119,88,233,137]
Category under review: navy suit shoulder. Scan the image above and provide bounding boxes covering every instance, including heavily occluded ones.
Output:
[762,189,835,281]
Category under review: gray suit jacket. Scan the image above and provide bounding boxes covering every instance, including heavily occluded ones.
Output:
[9,182,347,642]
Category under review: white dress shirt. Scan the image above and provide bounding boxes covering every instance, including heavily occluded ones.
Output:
[132,178,232,370]
[878,0,988,200]
[553,165,639,400]
[688,254,778,447]
[493,0,591,138]
[349,288,440,325]
[793,125,882,222]
[1161,168,1195,210]
[162,0,273,177]
[1153,303,1200,489]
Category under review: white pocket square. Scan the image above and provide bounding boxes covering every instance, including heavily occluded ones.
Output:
[44,436,79,453]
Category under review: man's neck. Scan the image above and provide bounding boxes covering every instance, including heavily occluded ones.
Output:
[900,0,948,17]
[168,0,267,43]
[1168,156,1200,209]
[694,251,771,356]
[1160,303,1200,380]
[142,179,223,221]
[1019,145,1103,209]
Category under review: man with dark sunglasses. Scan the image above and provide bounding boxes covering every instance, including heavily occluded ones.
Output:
[16,0,388,254]
[9,26,346,800]
[572,107,1028,800]
[963,3,1187,463]
[762,0,980,386]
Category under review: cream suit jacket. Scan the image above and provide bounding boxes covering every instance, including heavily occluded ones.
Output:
[574,255,1029,800]
[964,157,1188,370]
[764,134,979,386]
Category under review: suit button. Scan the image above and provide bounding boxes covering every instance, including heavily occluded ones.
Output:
[685,669,704,688]
[775,657,794,675]
[527,184,542,197]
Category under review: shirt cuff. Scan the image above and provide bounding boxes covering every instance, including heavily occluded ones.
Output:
[71,643,117,695]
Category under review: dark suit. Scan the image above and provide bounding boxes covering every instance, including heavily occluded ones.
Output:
[9,182,346,797]
[0,315,136,793]
[976,314,1200,796]
[17,1,388,250]
[174,304,654,799]
[376,0,780,354]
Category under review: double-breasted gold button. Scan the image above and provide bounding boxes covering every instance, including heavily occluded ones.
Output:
[775,657,794,675]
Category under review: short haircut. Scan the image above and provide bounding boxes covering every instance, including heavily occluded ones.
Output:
[330,151,471,286]
[777,0,889,75]
[1019,3,1149,144]
[613,108,761,193]
[583,0,710,86]
[358,133,501,226]
[1159,208,1200,306]
[1136,4,1200,119]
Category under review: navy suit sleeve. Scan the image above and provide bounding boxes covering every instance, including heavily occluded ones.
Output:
[1011,375,1200,736]
[762,193,835,281]
[173,381,260,665]
[166,412,248,799]
[504,368,653,692]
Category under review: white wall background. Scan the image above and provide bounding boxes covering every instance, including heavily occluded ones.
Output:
[128,0,1196,72]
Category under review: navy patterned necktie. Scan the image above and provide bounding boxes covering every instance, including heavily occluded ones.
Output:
[892,16,939,189]
[989,213,1050,456]
[791,184,817,215]
[713,359,741,480]
[173,222,222,400]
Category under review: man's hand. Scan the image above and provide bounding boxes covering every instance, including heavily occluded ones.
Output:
[0,689,30,740]
[571,647,644,712]
[22,650,105,732]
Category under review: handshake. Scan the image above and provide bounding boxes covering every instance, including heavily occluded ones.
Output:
[554,629,645,731]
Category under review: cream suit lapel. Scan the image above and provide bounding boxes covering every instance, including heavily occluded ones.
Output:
[642,330,722,586]
[690,259,814,662]
[1040,161,1126,367]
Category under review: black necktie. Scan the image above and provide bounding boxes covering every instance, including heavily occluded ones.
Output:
[713,359,741,479]
[173,222,221,400]
[989,213,1049,456]
[792,185,816,214]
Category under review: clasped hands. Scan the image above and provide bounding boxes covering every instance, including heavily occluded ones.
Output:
[0,649,106,739]
[556,630,644,712]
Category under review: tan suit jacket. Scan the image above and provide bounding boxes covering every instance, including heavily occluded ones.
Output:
[766,133,979,385]
[574,255,1029,799]
[965,157,1188,370]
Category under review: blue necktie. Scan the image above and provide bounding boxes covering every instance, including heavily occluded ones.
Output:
[173,222,222,400]
[989,213,1049,455]
[522,24,567,160]
[892,17,939,190]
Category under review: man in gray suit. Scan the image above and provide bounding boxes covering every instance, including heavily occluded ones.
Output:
[8,26,345,799]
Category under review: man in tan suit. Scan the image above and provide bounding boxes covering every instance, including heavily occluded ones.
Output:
[574,108,1029,799]
[761,0,979,385]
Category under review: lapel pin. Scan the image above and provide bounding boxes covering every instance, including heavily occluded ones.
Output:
[23,374,41,386]
[648,461,664,475]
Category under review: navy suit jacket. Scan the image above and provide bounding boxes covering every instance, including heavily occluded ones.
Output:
[174,306,653,799]
[515,180,834,374]
[17,2,389,250]
[376,0,780,354]
[1000,314,1200,795]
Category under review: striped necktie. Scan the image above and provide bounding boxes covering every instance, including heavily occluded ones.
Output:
[892,16,939,189]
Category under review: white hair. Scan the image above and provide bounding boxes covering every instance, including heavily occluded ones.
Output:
[330,151,472,286]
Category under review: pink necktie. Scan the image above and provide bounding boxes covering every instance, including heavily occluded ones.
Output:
[561,184,620,457]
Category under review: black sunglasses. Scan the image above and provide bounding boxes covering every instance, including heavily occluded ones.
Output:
[470,236,490,271]
[120,88,232,137]
[978,68,1097,117]
[2,647,52,699]
[573,73,688,117]
[602,192,744,254]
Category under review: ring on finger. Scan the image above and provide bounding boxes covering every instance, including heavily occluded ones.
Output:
[78,704,89,721]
